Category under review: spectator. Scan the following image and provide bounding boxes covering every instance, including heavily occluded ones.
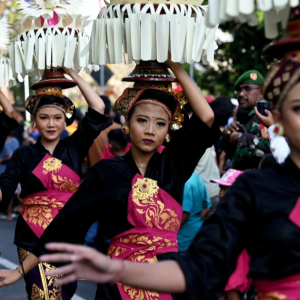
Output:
[101,128,130,160]
[178,173,211,252]
[88,95,120,166]
[225,70,271,170]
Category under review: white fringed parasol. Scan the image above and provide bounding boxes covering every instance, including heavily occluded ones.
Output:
[89,0,219,65]
[9,0,96,82]
[0,22,15,88]
[207,0,298,39]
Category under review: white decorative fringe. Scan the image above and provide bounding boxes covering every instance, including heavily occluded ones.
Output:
[0,57,16,88]
[90,3,219,65]
[207,0,298,39]
[9,28,90,82]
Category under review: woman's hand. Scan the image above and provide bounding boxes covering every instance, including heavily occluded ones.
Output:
[254,107,274,128]
[40,243,123,286]
[0,269,23,288]
[63,66,75,76]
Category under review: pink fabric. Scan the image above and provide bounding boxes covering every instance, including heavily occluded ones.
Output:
[211,169,244,187]
[289,196,300,228]
[21,154,80,238]
[101,143,131,160]
[108,174,183,300]
[41,12,59,26]
[255,273,300,300]
[225,250,252,292]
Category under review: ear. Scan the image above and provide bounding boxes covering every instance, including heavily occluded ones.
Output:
[259,90,264,101]
[272,109,281,123]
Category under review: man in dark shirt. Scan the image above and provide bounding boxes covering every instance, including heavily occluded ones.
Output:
[225,70,270,170]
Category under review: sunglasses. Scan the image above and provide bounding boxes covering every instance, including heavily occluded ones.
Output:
[235,86,260,94]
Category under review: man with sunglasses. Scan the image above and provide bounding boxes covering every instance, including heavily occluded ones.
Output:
[225,70,271,170]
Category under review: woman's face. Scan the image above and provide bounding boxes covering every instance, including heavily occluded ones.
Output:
[35,107,65,142]
[129,103,169,153]
[275,82,300,155]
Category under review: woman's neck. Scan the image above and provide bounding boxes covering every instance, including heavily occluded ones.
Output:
[130,144,156,176]
[290,148,300,170]
[40,137,60,155]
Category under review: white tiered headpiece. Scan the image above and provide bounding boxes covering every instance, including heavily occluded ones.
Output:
[9,0,96,82]
[89,0,219,65]
[0,23,16,88]
[207,0,298,39]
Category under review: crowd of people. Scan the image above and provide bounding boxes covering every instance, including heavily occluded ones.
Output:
[0,54,297,300]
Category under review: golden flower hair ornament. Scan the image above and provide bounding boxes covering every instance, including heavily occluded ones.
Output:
[9,0,97,81]
[89,0,219,65]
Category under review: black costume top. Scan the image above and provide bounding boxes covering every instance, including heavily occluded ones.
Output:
[0,112,20,152]
[0,108,111,249]
[172,157,300,300]
[31,115,221,300]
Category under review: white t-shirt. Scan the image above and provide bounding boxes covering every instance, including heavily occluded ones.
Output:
[194,148,220,199]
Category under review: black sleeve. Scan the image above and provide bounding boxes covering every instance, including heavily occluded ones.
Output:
[164,114,221,182]
[171,174,255,300]
[0,113,20,152]
[31,167,109,257]
[0,149,23,210]
[65,108,112,161]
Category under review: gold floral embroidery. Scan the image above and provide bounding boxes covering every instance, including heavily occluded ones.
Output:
[107,245,127,257]
[258,292,287,300]
[18,247,30,263]
[51,174,79,192]
[44,263,63,300]
[120,283,159,300]
[131,178,180,231]
[22,196,64,229]
[31,284,45,300]
[18,248,64,300]
[43,158,62,174]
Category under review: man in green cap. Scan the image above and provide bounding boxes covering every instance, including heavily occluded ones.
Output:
[225,70,271,170]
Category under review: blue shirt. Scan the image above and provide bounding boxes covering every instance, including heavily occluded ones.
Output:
[178,172,211,251]
[0,137,20,174]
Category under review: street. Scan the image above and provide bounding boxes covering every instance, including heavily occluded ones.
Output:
[0,217,97,300]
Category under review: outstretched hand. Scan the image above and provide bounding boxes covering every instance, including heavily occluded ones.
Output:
[0,269,23,288]
[40,243,123,286]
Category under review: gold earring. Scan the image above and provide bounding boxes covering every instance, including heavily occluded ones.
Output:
[273,123,284,136]
[121,125,129,135]
[32,122,36,128]
[165,133,171,143]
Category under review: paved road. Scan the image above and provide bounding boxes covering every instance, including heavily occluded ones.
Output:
[0,217,97,300]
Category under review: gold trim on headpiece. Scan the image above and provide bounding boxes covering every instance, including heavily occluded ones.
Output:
[36,87,64,98]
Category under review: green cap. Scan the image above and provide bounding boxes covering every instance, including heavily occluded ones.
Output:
[234,70,264,90]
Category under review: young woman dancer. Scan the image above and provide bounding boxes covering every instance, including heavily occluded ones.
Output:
[0,59,220,300]
[0,67,112,299]
[35,59,300,300]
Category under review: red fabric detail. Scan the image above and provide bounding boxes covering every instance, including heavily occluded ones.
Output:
[21,154,80,238]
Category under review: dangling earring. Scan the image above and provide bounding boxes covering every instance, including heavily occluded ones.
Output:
[273,123,284,136]
[121,125,129,135]
[165,133,171,143]
[32,122,36,128]
[64,122,67,128]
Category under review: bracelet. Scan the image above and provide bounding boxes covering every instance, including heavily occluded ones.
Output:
[16,266,24,278]
[112,260,127,284]
[21,262,26,277]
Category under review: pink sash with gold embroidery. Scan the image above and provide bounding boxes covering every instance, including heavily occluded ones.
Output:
[108,174,183,300]
[21,154,80,238]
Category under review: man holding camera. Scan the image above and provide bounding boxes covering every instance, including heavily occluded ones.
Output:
[225,70,271,170]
